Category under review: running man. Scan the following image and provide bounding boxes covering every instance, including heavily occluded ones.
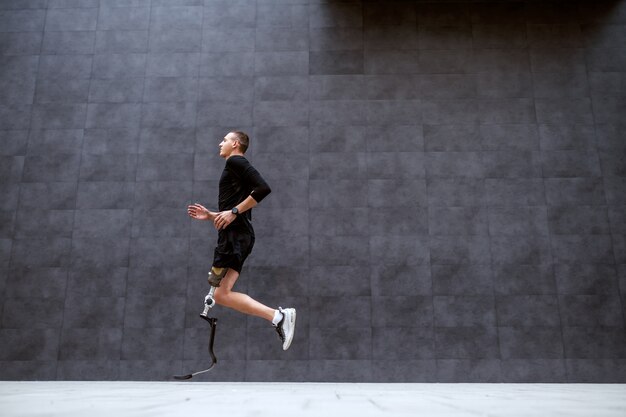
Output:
[187,131,296,350]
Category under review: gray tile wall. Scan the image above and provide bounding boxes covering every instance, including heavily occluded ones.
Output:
[0,0,625,382]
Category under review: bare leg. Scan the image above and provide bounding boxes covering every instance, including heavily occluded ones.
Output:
[213,268,275,322]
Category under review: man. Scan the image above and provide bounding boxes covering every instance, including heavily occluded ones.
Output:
[187,131,296,351]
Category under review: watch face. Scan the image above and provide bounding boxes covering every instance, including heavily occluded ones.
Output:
[232,207,238,214]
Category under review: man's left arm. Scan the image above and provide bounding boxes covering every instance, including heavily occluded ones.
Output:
[213,158,271,230]
[213,195,258,230]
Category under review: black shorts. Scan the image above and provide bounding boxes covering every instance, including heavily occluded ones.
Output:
[212,227,255,273]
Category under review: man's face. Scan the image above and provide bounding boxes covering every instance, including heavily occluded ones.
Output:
[219,132,238,158]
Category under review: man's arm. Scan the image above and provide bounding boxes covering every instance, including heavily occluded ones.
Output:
[213,195,258,230]
[228,156,272,203]
[213,157,272,230]
[187,203,218,221]
[235,195,258,214]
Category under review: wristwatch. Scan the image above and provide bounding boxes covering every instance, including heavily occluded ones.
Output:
[231,207,239,215]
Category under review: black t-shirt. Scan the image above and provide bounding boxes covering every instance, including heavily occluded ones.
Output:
[218,155,271,232]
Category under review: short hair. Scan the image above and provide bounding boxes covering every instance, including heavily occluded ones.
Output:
[231,131,249,153]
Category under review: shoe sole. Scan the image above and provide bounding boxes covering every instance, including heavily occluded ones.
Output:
[283,309,296,351]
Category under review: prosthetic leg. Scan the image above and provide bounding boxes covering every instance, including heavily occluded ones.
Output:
[172,267,226,380]
[200,266,226,319]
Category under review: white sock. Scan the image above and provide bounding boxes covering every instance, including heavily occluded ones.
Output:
[272,309,283,326]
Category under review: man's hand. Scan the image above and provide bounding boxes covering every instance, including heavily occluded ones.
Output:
[187,203,216,221]
[213,210,236,230]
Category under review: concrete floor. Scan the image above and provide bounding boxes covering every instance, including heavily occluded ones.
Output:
[1,382,626,417]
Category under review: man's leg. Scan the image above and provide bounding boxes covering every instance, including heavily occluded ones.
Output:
[213,268,275,322]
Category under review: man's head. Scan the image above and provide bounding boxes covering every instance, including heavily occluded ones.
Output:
[219,131,249,158]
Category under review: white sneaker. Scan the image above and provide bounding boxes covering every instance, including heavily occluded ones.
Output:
[274,307,296,351]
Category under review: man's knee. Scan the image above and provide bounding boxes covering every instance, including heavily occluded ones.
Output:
[213,287,229,304]
[208,266,227,287]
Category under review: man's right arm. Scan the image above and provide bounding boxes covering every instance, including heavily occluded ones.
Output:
[187,203,217,221]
